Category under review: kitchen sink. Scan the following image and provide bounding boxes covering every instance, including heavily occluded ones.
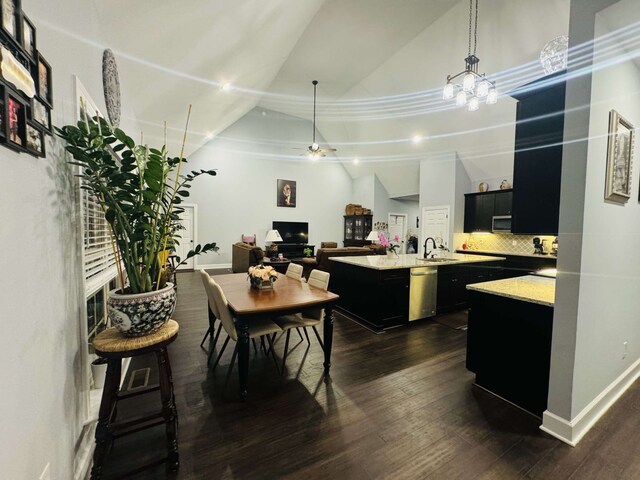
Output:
[416,257,459,263]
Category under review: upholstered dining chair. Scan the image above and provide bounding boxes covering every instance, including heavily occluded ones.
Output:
[285,262,304,281]
[199,270,225,357]
[272,269,329,373]
[200,270,282,380]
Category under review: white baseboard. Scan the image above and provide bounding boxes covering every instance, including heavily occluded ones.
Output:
[541,357,640,446]
[196,263,232,270]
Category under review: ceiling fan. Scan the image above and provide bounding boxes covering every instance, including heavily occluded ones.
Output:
[299,80,336,159]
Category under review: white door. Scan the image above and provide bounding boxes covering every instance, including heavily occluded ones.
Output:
[176,205,195,270]
[421,206,450,256]
[388,213,407,252]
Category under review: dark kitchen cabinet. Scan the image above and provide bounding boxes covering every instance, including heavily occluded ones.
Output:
[344,215,372,247]
[463,190,512,233]
[466,290,554,416]
[331,261,409,329]
[493,190,513,216]
[511,72,565,235]
[436,262,503,313]
[464,192,494,233]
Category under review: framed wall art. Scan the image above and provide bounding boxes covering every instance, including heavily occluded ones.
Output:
[6,90,25,149]
[0,0,19,42]
[37,52,52,107]
[21,13,34,59]
[25,121,43,156]
[31,96,50,132]
[277,179,296,207]
[604,109,634,204]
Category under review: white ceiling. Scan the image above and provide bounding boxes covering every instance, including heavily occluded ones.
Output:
[95,0,571,196]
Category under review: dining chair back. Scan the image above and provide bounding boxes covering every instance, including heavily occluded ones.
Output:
[200,270,238,341]
[285,262,304,281]
[305,270,330,320]
[200,270,221,319]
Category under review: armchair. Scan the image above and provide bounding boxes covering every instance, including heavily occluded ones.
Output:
[232,242,265,273]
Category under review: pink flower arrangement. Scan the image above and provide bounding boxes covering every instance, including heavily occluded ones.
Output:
[378,232,400,254]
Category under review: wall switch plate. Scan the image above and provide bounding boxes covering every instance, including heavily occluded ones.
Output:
[39,463,51,480]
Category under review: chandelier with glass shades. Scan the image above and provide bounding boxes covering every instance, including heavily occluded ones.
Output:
[442,0,497,111]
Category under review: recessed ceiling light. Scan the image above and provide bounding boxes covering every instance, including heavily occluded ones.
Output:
[221,83,232,92]
[412,135,422,144]
[353,158,360,165]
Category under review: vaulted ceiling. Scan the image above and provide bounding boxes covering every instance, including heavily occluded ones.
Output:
[95,0,571,196]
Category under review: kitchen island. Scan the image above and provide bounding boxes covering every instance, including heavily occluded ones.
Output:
[329,253,504,330]
[466,275,555,417]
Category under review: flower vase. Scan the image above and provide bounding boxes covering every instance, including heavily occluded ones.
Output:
[386,250,397,259]
[250,277,273,290]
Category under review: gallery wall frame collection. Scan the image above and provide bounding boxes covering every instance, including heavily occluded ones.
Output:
[0,0,52,158]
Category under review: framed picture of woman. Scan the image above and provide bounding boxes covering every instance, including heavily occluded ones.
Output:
[0,0,19,41]
[6,91,25,149]
[37,53,52,107]
[21,14,35,59]
[277,179,296,207]
[604,109,635,204]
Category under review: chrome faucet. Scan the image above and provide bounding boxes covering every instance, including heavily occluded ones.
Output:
[424,237,437,258]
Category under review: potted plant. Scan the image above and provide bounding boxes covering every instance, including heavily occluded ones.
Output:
[57,113,218,337]
[247,265,278,289]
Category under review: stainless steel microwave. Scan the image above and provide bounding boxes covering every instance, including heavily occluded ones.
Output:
[492,215,512,233]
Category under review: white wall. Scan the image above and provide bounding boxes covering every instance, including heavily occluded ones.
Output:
[419,152,471,247]
[0,2,141,478]
[571,37,640,410]
[186,108,354,266]
[545,0,640,443]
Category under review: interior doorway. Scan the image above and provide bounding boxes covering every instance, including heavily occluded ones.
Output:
[421,206,450,256]
[175,204,196,270]
[388,213,408,253]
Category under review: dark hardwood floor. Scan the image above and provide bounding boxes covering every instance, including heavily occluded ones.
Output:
[101,270,640,479]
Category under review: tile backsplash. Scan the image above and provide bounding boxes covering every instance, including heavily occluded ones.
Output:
[452,233,557,256]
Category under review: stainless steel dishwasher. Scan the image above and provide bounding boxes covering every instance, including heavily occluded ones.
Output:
[409,266,438,321]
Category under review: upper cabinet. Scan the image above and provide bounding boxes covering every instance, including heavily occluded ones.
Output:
[510,72,566,235]
[464,189,512,233]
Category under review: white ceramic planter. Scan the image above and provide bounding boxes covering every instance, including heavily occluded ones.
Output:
[107,283,176,337]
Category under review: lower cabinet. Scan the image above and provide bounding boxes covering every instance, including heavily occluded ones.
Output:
[436,262,502,314]
[466,290,554,417]
[331,262,409,329]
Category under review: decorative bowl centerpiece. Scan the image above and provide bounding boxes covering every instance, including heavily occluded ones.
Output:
[248,265,278,289]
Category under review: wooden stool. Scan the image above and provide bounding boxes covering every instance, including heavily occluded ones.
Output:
[90,320,180,479]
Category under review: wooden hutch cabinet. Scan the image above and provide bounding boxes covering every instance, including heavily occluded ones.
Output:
[343,214,373,247]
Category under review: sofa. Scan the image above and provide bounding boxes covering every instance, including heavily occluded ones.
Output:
[232,242,265,273]
[299,246,374,279]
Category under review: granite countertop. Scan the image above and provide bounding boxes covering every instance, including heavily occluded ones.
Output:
[329,253,505,270]
[455,249,558,260]
[466,275,555,307]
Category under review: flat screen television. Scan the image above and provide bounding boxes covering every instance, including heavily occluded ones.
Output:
[272,221,309,244]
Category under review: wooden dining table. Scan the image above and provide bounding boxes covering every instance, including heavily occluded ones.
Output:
[214,272,340,399]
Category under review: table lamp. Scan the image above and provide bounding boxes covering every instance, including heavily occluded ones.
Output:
[265,229,283,259]
[366,230,379,243]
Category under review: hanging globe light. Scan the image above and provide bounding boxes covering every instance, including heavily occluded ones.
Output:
[540,35,569,74]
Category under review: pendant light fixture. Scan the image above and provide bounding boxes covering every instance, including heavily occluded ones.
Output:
[443,0,497,111]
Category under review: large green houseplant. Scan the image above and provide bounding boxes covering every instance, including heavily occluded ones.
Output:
[57,114,218,336]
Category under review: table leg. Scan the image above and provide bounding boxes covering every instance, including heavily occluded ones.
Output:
[237,318,250,400]
[323,305,334,375]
